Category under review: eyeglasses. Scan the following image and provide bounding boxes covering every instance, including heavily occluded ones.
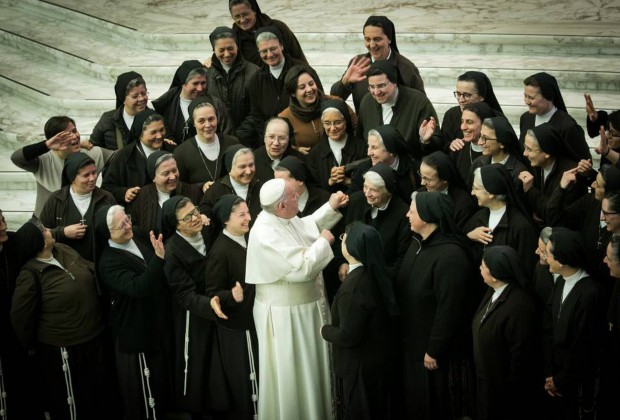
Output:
[178,207,200,223]
[524,145,541,153]
[339,233,346,241]
[258,46,280,56]
[453,91,476,100]
[323,120,345,128]
[265,134,288,144]
[602,209,619,217]
[368,81,391,91]
[127,91,148,100]
[111,214,132,230]
[233,11,252,21]
[417,170,438,183]
[479,135,497,143]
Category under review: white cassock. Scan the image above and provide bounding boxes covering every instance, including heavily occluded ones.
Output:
[246,202,342,420]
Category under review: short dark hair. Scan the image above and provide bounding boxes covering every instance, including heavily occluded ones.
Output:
[44,116,76,139]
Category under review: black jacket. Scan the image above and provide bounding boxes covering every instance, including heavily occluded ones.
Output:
[90,107,133,150]
[207,54,259,131]
[198,175,262,226]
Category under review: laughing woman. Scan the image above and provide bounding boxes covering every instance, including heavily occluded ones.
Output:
[205,195,257,420]
[102,109,176,206]
[279,65,354,154]
[95,205,173,420]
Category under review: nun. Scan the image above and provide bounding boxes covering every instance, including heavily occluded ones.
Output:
[349,125,419,204]
[152,59,233,143]
[470,115,528,188]
[519,72,591,161]
[306,98,365,193]
[205,194,258,420]
[396,192,478,420]
[472,246,543,420]
[344,162,411,274]
[90,71,148,150]
[330,15,425,112]
[102,109,175,206]
[253,116,303,182]
[206,26,260,133]
[465,163,539,275]
[274,155,331,217]
[543,230,608,419]
[131,151,202,236]
[11,220,115,419]
[418,150,478,230]
[199,144,262,224]
[442,70,503,146]
[520,122,588,225]
[321,222,399,420]
[161,195,232,418]
[173,97,241,192]
[227,0,308,67]
[94,205,172,419]
[447,101,497,184]
[39,152,116,261]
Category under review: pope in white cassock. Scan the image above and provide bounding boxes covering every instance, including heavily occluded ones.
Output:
[246,177,348,420]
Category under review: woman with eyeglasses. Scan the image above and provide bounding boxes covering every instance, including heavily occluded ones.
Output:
[94,205,173,419]
[543,229,608,419]
[11,219,118,419]
[306,99,366,193]
[253,117,304,182]
[465,164,538,276]
[321,222,399,420]
[228,0,307,67]
[204,194,258,420]
[279,65,354,155]
[469,116,528,189]
[519,123,588,226]
[472,245,544,420]
[447,101,498,185]
[441,71,504,152]
[349,125,419,204]
[417,150,477,230]
[330,15,425,113]
[160,196,237,418]
[131,151,202,237]
[89,71,150,150]
[102,109,176,207]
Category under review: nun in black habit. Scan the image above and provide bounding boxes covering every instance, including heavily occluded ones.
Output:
[396,192,478,420]
[90,71,148,150]
[344,162,411,275]
[152,59,233,143]
[543,230,608,420]
[228,0,308,66]
[418,150,478,230]
[521,122,588,225]
[472,246,544,420]
[161,196,233,418]
[204,194,258,420]
[131,151,202,237]
[469,115,529,189]
[321,222,399,420]
[442,70,503,146]
[465,163,539,276]
[94,205,173,420]
[519,72,591,161]
[101,109,176,206]
[39,152,116,262]
[349,124,419,204]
